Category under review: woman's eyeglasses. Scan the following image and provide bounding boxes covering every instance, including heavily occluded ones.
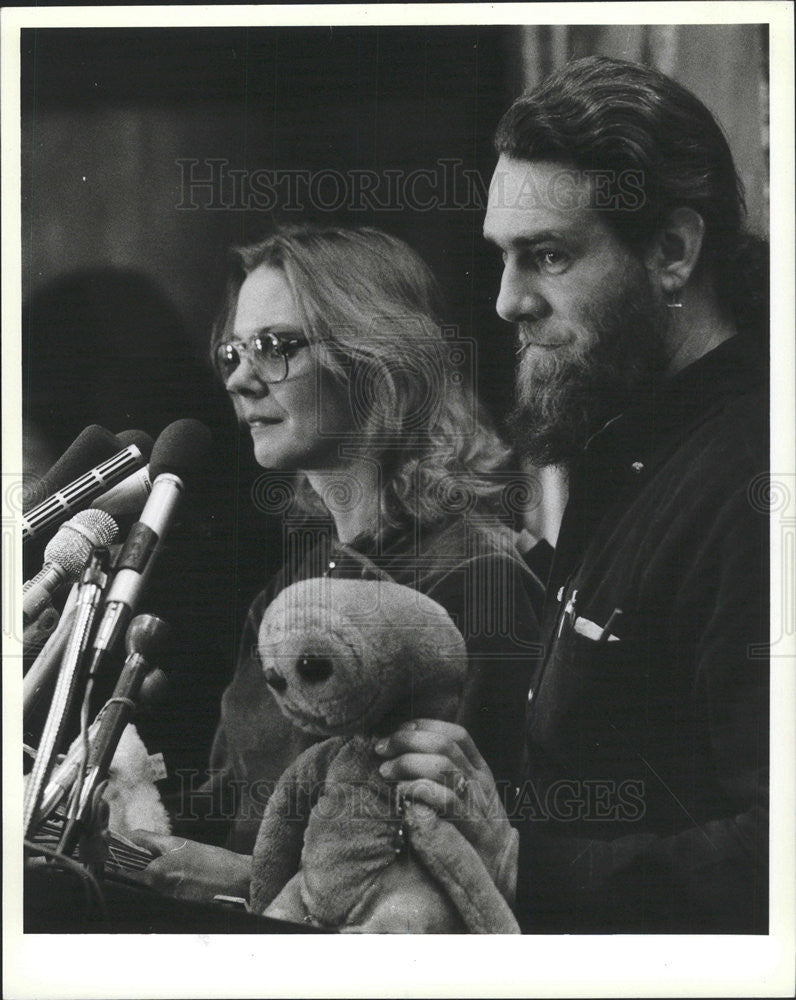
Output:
[214,331,310,384]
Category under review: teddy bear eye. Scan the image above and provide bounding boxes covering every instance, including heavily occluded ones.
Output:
[296,654,333,683]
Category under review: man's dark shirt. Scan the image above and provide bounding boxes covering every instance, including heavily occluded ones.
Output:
[516,334,769,933]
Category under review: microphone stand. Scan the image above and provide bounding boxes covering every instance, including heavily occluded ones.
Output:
[57,614,170,861]
[23,548,110,839]
[23,583,79,721]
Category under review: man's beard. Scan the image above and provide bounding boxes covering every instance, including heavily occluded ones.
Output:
[507,270,668,467]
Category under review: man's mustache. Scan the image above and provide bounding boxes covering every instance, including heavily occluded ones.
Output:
[515,323,537,356]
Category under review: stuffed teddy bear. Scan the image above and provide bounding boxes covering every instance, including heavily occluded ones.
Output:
[249,576,519,933]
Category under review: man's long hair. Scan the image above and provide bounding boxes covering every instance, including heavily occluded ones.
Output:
[494,56,768,343]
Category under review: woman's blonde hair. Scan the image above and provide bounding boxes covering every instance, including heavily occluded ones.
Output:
[211,223,513,538]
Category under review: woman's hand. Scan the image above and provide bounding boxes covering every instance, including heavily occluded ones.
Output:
[374,719,518,903]
[122,831,252,905]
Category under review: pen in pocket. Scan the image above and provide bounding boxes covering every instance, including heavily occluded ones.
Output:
[598,608,623,643]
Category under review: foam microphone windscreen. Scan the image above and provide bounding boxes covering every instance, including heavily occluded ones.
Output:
[149,419,214,487]
[114,430,155,458]
[24,425,120,512]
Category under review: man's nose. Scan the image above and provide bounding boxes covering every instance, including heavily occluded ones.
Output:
[495,265,549,324]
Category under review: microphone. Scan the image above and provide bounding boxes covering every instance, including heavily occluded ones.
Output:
[22,430,153,544]
[56,614,171,856]
[23,547,113,838]
[23,425,120,513]
[35,615,170,830]
[23,509,119,626]
[86,419,212,679]
[93,465,153,520]
[24,584,79,722]
[35,713,105,825]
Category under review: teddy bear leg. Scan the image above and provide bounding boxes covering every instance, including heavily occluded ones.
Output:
[344,856,465,934]
[263,873,313,926]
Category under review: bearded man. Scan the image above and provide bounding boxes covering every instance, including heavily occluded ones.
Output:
[377,56,769,934]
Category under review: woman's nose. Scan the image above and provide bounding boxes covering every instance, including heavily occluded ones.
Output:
[224,352,270,396]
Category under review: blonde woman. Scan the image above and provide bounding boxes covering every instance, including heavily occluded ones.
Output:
[128,224,541,907]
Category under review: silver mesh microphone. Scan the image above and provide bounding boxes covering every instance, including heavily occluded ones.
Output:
[23,509,118,626]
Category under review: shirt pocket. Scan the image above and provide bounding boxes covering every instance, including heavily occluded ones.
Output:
[531,615,646,755]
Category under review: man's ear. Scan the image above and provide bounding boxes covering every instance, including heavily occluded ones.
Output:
[644,207,706,294]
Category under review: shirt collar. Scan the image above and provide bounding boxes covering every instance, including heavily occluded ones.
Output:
[580,333,767,477]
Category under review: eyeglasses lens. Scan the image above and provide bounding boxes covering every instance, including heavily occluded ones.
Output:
[215,336,288,384]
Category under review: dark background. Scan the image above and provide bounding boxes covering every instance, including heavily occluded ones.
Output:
[21,26,518,414]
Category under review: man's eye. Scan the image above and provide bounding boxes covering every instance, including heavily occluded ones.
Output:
[537,250,568,271]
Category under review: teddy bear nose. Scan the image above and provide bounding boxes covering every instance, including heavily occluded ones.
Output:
[263,668,287,693]
[296,654,333,683]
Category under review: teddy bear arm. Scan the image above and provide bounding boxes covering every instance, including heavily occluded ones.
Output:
[250,738,344,915]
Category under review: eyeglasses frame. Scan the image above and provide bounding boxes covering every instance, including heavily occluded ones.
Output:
[215,330,312,384]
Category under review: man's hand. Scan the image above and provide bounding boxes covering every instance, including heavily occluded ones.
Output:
[374,719,518,903]
[123,831,251,904]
